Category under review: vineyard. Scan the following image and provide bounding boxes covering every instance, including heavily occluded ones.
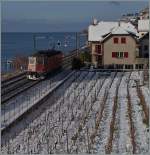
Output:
[1,70,149,154]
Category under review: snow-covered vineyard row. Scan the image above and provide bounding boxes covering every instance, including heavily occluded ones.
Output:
[1,70,149,154]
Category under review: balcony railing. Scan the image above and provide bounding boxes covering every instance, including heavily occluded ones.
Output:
[135,57,149,64]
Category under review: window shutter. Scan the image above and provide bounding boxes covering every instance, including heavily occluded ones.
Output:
[124,52,128,58]
[112,52,116,58]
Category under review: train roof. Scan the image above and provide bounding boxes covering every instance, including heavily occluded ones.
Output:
[32,49,62,57]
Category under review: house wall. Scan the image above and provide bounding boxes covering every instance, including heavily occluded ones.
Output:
[90,35,149,69]
[103,36,137,65]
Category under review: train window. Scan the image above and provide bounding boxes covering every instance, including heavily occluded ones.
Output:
[37,57,44,64]
[44,57,48,65]
[29,57,35,64]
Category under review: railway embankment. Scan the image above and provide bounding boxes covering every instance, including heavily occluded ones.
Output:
[1,71,74,134]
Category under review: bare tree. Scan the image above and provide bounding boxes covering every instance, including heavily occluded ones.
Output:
[12,55,28,71]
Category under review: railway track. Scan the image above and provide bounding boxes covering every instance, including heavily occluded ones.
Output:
[1,48,81,102]
[1,52,78,104]
[1,49,83,132]
[1,72,35,103]
[1,80,40,104]
[1,69,70,104]
[1,72,27,88]
[1,70,74,135]
[2,78,30,95]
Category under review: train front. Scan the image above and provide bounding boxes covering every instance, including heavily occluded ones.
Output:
[27,56,45,80]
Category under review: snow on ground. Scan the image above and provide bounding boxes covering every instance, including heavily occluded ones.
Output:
[112,72,131,153]
[129,71,149,153]
[69,72,107,153]
[141,86,150,108]
[1,70,149,154]
[94,72,123,153]
[1,71,95,153]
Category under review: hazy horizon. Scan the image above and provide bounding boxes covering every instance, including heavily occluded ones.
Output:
[2,1,148,32]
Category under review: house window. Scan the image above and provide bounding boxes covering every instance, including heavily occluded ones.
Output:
[124,52,128,58]
[144,53,149,58]
[112,52,128,58]
[95,45,101,54]
[116,52,120,58]
[114,38,118,44]
[119,52,124,58]
[144,45,148,51]
[121,37,126,44]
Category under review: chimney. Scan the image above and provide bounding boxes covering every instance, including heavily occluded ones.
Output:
[118,21,120,26]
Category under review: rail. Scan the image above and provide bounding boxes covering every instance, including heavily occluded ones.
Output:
[1,70,74,133]
[1,72,27,84]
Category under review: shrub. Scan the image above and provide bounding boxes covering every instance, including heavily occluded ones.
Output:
[71,57,84,70]
[79,51,91,62]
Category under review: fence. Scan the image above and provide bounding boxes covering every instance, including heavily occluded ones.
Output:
[1,70,73,131]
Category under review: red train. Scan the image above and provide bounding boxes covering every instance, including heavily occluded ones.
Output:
[27,50,63,80]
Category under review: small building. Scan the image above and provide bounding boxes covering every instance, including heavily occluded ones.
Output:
[138,19,149,37]
[139,32,149,58]
[88,20,149,69]
[139,7,149,20]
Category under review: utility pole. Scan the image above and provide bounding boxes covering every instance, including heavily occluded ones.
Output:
[33,34,36,51]
[78,32,80,54]
[76,32,80,57]
[76,32,78,56]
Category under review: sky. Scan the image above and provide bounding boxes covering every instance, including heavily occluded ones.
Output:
[1,1,149,32]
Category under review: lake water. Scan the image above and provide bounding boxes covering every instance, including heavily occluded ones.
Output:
[2,32,87,72]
